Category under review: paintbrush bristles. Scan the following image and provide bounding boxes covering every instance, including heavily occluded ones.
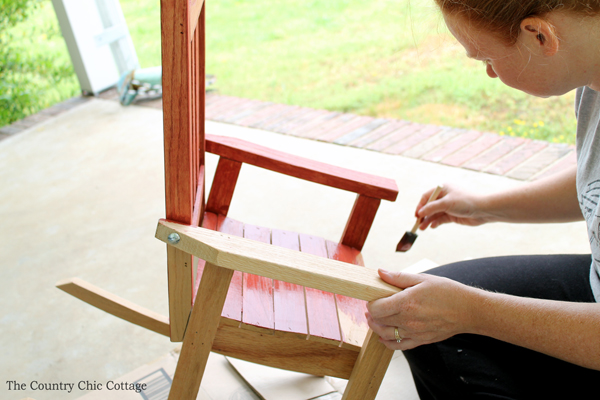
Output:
[395,185,444,253]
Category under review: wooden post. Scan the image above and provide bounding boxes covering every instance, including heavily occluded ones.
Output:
[340,195,381,251]
[168,262,234,399]
[161,0,206,342]
[341,330,394,400]
[206,157,242,216]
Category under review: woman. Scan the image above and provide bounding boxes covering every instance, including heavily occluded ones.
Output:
[366,1,600,398]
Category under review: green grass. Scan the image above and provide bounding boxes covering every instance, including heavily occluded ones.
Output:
[5,0,577,144]
[0,0,79,126]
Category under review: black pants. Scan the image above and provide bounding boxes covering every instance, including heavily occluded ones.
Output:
[403,254,600,400]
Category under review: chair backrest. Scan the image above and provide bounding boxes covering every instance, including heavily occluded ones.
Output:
[161,0,206,342]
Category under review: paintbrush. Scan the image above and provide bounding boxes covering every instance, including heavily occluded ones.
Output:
[396,185,444,252]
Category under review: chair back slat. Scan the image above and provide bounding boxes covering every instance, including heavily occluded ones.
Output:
[161,0,206,341]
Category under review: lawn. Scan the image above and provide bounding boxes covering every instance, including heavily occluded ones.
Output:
[4,0,578,144]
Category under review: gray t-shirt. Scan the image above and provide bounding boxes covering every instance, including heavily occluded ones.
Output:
[575,86,600,302]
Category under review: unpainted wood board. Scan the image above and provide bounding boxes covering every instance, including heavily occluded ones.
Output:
[195,211,217,295]
[56,278,170,337]
[167,246,194,342]
[188,0,205,39]
[156,220,402,301]
[299,233,342,344]
[191,164,205,228]
[271,229,308,336]
[213,319,359,379]
[243,224,275,332]
[341,330,394,400]
[168,262,234,400]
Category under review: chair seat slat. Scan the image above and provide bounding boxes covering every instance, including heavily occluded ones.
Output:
[242,224,274,331]
[272,229,308,336]
[325,241,369,348]
[299,234,342,344]
[201,212,368,346]
[216,215,244,321]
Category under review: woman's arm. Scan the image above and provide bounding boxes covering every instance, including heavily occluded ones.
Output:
[417,165,583,229]
[473,287,600,370]
[367,270,600,371]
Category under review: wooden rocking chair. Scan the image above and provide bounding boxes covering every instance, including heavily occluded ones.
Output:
[57,0,400,399]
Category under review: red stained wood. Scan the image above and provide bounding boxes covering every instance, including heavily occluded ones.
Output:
[299,234,342,343]
[341,195,381,251]
[242,225,275,331]
[271,229,308,336]
[162,0,194,224]
[162,0,205,342]
[206,134,398,202]
[206,157,242,216]
[326,241,369,348]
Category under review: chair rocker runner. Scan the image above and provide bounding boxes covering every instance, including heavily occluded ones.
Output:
[56,0,401,398]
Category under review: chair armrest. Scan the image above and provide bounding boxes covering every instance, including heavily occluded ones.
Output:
[156,219,401,301]
[206,134,398,202]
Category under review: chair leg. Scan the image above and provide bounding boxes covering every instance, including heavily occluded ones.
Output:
[168,262,234,400]
[341,329,395,400]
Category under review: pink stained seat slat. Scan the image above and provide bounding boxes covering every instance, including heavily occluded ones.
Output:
[242,224,275,331]
[198,212,244,321]
[326,240,369,348]
[271,229,308,336]
[217,215,245,321]
[299,233,342,343]
[199,212,367,347]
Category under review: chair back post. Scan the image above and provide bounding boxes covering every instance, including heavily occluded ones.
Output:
[161,0,206,342]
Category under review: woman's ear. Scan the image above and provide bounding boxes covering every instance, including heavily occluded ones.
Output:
[520,17,560,56]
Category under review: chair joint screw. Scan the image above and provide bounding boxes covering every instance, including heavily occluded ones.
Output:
[167,233,181,244]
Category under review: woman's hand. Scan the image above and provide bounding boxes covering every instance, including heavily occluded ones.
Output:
[416,166,581,229]
[366,269,480,350]
[415,184,496,230]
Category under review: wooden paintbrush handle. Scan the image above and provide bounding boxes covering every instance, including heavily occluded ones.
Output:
[411,185,443,233]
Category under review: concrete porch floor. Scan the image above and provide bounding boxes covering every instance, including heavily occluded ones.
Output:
[0,98,590,399]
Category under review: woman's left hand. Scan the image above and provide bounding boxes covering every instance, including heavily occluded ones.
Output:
[366,269,479,350]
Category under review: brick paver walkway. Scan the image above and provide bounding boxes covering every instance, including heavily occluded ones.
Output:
[0,91,575,182]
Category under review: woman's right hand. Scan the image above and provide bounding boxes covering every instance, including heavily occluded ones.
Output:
[415,184,496,230]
